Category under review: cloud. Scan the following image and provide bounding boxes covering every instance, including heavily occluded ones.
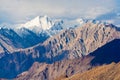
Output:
[0,0,117,24]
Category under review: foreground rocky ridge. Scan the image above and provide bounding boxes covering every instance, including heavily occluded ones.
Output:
[0,21,120,79]
[15,39,120,80]
[15,58,92,80]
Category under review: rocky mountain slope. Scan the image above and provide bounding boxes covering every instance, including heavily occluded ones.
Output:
[0,27,47,55]
[0,28,23,55]
[0,21,120,79]
[15,39,120,80]
[15,58,92,80]
[43,22,120,59]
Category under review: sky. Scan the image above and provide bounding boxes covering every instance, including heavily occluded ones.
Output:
[0,0,119,24]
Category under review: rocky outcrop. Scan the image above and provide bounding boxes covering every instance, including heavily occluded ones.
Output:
[43,22,120,59]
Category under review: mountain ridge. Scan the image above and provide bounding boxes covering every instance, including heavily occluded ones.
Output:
[16,39,120,80]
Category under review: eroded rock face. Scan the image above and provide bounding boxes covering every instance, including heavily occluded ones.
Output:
[0,22,120,79]
[43,22,120,59]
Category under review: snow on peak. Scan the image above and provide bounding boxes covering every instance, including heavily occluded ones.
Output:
[24,16,41,27]
[13,16,87,36]
[18,15,53,33]
[16,16,86,35]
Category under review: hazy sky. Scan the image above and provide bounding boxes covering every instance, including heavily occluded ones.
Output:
[0,0,119,24]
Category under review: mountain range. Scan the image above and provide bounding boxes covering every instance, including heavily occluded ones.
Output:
[0,16,85,54]
[0,16,120,80]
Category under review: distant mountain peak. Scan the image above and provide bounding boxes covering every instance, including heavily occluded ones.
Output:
[17,15,53,33]
[14,16,86,35]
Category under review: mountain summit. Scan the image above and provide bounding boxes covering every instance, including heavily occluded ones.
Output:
[18,15,53,33]
[12,16,85,36]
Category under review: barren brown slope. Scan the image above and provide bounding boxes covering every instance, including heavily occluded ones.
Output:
[63,62,120,80]
[15,57,93,80]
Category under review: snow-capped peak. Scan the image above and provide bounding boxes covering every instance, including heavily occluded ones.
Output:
[24,16,41,28]
[12,16,87,36]
[17,15,53,33]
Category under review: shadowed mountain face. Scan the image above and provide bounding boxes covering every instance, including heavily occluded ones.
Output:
[90,39,120,65]
[0,22,120,79]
